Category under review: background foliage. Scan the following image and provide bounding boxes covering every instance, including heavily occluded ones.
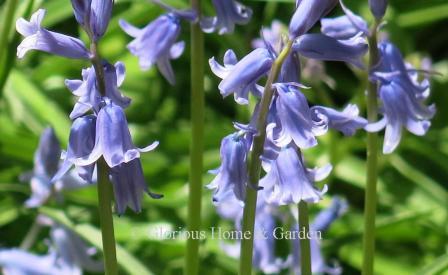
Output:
[0,0,447,274]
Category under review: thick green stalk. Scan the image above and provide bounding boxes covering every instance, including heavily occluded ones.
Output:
[185,0,204,274]
[298,201,312,275]
[90,42,118,275]
[362,22,380,275]
[239,40,293,275]
[97,159,118,275]
[20,219,42,250]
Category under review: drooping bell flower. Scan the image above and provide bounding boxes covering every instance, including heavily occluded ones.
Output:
[70,0,113,41]
[109,158,163,214]
[289,0,338,39]
[21,127,87,208]
[366,81,435,154]
[52,115,97,183]
[50,225,104,274]
[201,0,252,34]
[119,4,196,85]
[65,61,131,119]
[72,101,159,168]
[366,42,435,153]
[209,48,272,104]
[207,132,249,202]
[0,249,60,274]
[16,9,90,59]
[293,33,368,68]
[260,146,331,205]
[311,104,367,136]
[368,0,387,20]
[251,21,284,52]
[311,197,348,232]
[270,83,325,149]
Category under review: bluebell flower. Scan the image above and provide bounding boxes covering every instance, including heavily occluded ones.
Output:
[366,42,435,153]
[251,21,284,52]
[110,158,163,214]
[52,115,97,183]
[260,146,331,205]
[321,15,368,40]
[21,127,88,208]
[311,104,368,136]
[71,0,113,40]
[207,132,249,202]
[0,249,61,274]
[289,0,338,39]
[201,0,252,34]
[65,61,131,119]
[369,0,387,20]
[209,48,272,104]
[119,4,196,85]
[270,83,325,149]
[311,197,348,232]
[73,101,159,168]
[293,33,368,68]
[16,9,90,59]
[0,222,104,274]
[50,225,104,274]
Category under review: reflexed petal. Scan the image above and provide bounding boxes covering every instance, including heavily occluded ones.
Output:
[310,104,367,136]
[261,147,328,205]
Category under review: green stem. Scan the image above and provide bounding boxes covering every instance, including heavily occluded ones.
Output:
[97,159,119,275]
[90,41,118,275]
[239,40,293,275]
[0,0,19,96]
[298,201,312,275]
[19,219,42,250]
[0,0,18,66]
[185,0,204,274]
[362,21,380,275]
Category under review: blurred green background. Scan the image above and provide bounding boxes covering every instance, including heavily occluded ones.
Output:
[0,0,447,274]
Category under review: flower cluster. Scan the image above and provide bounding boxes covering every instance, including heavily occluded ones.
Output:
[0,215,103,274]
[207,0,371,272]
[16,0,162,215]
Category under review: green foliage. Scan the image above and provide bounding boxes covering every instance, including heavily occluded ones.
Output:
[0,0,447,274]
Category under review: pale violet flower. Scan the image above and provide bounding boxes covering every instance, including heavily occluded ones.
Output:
[65,61,131,119]
[366,42,435,153]
[119,3,196,85]
[207,132,249,202]
[311,104,368,136]
[260,146,331,205]
[72,102,159,168]
[21,127,88,208]
[110,158,163,215]
[209,48,272,104]
[16,9,90,59]
[70,0,113,40]
[201,0,252,34]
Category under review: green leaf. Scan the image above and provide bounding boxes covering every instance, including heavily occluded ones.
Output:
[397,4,448,27]
[417,253,448,275]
